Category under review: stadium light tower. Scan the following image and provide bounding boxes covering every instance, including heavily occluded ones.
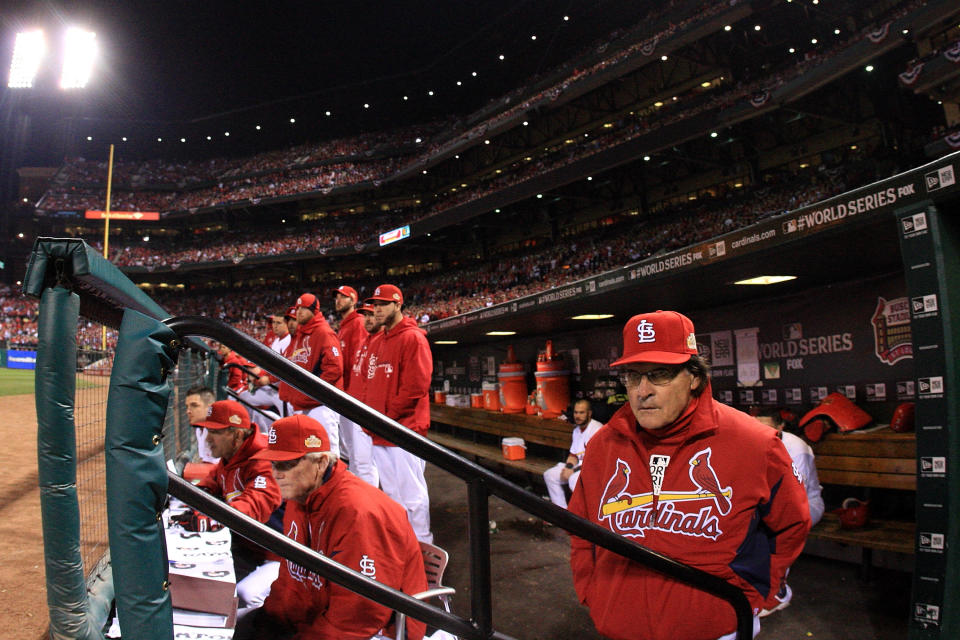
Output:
[6,27,97,90]
[7,30,46,88]
[60,27,97,89]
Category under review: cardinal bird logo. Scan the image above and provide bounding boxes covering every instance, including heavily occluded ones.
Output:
[688,448,731,515]
[598,459,634,520]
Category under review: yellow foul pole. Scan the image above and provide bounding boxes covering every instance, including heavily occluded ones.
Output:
[101,144,115,350]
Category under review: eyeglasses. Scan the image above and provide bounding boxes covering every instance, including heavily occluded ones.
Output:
[619,366,684,388]
[271,457,305,473]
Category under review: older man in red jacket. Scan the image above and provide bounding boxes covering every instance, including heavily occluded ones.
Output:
[363,284,433,543]
[243,415,427,640]
[569,311,810,640]
[278,292,344,457]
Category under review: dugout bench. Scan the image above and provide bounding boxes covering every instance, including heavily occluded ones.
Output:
[806,427,917,578]
[428,404,568,484]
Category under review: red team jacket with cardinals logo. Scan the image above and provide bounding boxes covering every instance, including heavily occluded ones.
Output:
[261,462,427,640]
[347,330,383,403]
[196,430,282,522]
[569,386,811,640]
[196,430,283,562]
[279,312,344,411]
[363,316,432,446]
[222,349,253,394]
[337,311,365,394]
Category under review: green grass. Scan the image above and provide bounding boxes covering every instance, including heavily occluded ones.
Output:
[0,368,36,396]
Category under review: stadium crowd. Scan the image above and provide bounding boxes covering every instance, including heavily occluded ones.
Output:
[40,0,918,262]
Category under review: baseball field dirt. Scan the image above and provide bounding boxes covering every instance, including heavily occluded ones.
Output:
[0,392,48,640]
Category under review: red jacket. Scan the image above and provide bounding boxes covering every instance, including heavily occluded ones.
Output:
[196,430,282,522]
[279,313,344,411]
[347,329,383,403]
[337,311,365,393]
[363,316,432,446]
[569,386,811,640]
[262,463,427,640]
[222,350,252,393]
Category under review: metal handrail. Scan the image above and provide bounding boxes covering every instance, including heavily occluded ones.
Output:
[163,315,753,640]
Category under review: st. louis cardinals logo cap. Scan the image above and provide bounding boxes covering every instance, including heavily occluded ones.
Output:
[192,400,252,430]
[253,415,330,461]
[611,310,698,366]
[333,285,358,302]
[296,293,321,313]
[365,284,403,305]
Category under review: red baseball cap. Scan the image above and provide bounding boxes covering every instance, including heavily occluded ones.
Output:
[365,284,403,305]
[357,303,376,315]
[193,400,251,430]
[284,306,297,320]
[333,285,358,302]
[253,415,330,461]
[610,310,698,366]
[296,293,321,314]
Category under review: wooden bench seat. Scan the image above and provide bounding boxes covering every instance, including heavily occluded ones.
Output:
[806,427,916,576]
[807,512,915,555]
[428,404,569,482]
[810,428,916,491]
[429,404,572,449]
[426,431,556,476]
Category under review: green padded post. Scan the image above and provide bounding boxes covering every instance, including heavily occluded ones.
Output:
[36,286,104,640]
[105,309,179,640]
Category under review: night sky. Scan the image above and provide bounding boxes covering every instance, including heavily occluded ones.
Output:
[3,1,651,158]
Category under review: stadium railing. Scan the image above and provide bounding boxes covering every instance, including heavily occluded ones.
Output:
[24,237,752,640]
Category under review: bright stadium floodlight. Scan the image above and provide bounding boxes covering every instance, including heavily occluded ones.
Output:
[8,30,46,88]
[60,27,96,89]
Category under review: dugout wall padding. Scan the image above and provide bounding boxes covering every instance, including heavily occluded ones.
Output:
[23,238,209,639]
[36,285,108,640]
[104,309,179,640]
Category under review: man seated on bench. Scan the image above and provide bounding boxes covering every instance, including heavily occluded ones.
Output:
[755,407,825,617]
[543,399,603,509]
[239,415,428,640]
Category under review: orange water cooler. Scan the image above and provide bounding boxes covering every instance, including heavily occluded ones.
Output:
[498,346,528,414]
[482,381,501,411]
[534,340,570,419]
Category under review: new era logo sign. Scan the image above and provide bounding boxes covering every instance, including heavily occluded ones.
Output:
[925,165,955,192]
[911,294,937,314]
[915,603,940,622]
[920,457,946,474]
[919,532,944,550]
[901,212,927,235]
[918,376,943,395]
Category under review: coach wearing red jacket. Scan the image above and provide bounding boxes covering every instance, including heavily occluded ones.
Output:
[193,400,283,612]
[278,293,344,457]
[246,415,427,640]
[569,311,810,640]
[364,284,433,543]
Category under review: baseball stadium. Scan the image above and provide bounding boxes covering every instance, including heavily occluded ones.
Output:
[2,1,960,639]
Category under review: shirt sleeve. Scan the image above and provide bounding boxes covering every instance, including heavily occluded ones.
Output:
[568,466,596,606]
[312,332,344,388]
[227,459,282,523]
[796,449,825,526]
[761,438,812,608]
[386,333,431,424]
[195,463,222,496]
